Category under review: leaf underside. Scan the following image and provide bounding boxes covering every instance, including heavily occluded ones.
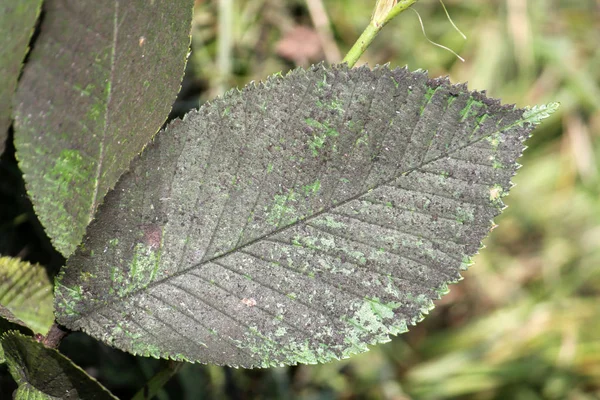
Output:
[56,64,547,368]
[0,0,42,155]
[1,331,117,399]
[13,0,193,257]
[0,256,53,335]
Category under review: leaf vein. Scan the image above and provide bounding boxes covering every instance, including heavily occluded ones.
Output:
[145,291,247,357]
[88,0,120,227]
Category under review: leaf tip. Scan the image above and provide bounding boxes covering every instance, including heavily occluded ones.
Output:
[522,102,560,126]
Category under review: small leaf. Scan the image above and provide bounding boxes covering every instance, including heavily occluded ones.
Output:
[13,0,194,257]
[0,256,53,335]
[55,65,554,367]
[0,0,42,155]
[1,331,117,399]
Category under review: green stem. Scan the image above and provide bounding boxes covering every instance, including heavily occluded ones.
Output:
[383,0,419,25]
[342,23,380,68]
[342,0,419,68]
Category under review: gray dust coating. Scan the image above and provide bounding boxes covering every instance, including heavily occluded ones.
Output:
[55,64,544,367]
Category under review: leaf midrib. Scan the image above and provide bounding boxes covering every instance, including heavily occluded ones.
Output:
[88,0,120,227]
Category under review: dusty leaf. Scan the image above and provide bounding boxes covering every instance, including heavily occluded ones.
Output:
[55,65,555,367]
[0,0,42,155]
[0,256,53,335]
[1,331,117,399]
[13,0,194,257]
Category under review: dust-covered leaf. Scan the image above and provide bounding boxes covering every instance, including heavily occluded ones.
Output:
[1,331,117,399]
[0,256,53,335]
[13,0,194,257]
[0,0,42,155]
[55,65,555,367]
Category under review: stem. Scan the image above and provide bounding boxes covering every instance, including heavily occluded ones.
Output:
[342,0,419,68]
[383,0,419,25]
[342,23,380,68]
[40,323,69,348]
[131,361,183,400]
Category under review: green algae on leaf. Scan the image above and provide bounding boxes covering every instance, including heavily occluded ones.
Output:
[0,0,42,155]
[55,64,555,367]
[13,0,194,257]
[1,331,117,399]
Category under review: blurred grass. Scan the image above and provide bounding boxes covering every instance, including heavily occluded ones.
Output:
[1,0,598,399]
[174,0,600,398]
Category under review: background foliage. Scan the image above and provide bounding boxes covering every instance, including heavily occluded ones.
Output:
[1,0,598,398]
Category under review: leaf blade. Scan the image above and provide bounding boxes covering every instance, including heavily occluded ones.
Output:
[0,0,42,155]
[1,331,117,399]
[0,256,53,335]
[13,0,194,256]
[55,65,551,367]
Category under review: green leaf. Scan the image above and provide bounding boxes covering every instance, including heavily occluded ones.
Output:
[1,331,117,399]
[0,310,33,337]
[55,65,555,367]
[0,315,32,364]
[13,385,60,400]
[0,0,42,155]
[13,0,194,257]
[522,102,560,125]
[0,256,53,335]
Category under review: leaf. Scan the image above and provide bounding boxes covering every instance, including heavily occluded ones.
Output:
[0,309,33,337]
[13,0,194,257]
[55,65,554,367]
[0,316,32,364]
[0,0,42,155]
[0,256,53,335]
[1,331,117,399]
